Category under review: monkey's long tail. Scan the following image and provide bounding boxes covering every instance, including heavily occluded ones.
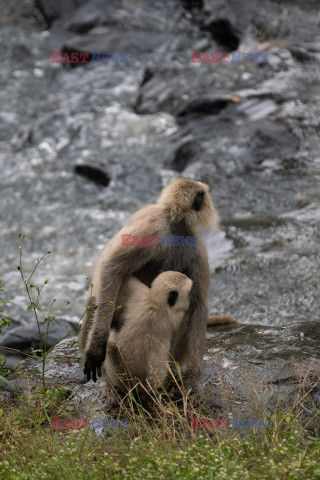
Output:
[207,315,237,326]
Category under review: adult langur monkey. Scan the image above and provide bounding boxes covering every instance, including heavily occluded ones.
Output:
[80,178,236,390]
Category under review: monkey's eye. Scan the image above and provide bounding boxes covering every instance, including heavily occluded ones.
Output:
[168,290,178,307]
[192,191,205,211]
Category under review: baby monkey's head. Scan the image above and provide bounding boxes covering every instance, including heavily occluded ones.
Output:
[150,271,193,313]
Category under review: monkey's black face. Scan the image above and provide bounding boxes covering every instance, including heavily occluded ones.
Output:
[191,190,205,211]
[168,290,178,306]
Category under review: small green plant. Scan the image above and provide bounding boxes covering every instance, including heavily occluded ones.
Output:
[0,281,10,334]
[16,234,75,389]
[0,235,106,392]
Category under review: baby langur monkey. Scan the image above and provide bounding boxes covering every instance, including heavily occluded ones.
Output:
[103,271,193,393]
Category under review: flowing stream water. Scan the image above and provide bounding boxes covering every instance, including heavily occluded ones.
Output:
[0,1,319,350]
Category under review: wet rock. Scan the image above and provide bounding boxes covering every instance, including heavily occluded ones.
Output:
[204,18,241,51]
[181,0,204,10]
[0,320,79,369]
[134,69,185,115]
[64,0,105,33]
[203,0,320,54]
[202,0,258,47]
[35,0,88,27]
[181,0,205,23]
[140,67,154,87]
[66,10,101,34]
[177,97,233,121]
[74,164,111,187]
[288,46,317,62]
[221,214,285,229]
[10,44,33,66]
[175,103,300,174]
[13,110,68,147]
[19,322,320,425]
[165,140,202,172]
[62,29,171,59]
[238,98,278,122]
[134,62,291,118]
[29,337,108,416]
[202,322,320,428]
[242,120,300,165]
[31,337,84,385]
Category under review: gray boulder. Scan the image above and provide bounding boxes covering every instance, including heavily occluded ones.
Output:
[3,322,317,426]
[35,0,88,27]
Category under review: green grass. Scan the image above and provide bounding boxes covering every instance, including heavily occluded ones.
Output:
[0,386,319,480]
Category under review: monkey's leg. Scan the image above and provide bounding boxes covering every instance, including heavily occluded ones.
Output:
[102,333,123,390]
[174,295,208,393]
[146,348,170,391]
[186,307,207,392]
[207,315,237,326]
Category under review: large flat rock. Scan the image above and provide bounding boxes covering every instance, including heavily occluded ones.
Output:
[62,28,171,57]
[202,322,320,427]
[3,322,318,424]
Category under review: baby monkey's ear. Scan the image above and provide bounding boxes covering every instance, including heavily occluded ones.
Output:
[168,290,179,306]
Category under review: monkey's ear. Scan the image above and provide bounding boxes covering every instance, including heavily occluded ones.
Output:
[168,290,179,307]
[192,191,205,211]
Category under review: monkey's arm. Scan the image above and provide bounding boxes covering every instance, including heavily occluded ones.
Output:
[84,227,158,381]
[207,315,237,326]
[84,259,122,381]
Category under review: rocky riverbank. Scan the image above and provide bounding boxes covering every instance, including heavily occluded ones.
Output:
[0,0,319,415]
[1,321,319,430]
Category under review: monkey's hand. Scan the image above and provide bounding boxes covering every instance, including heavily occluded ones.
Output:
[84,346,106,382]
